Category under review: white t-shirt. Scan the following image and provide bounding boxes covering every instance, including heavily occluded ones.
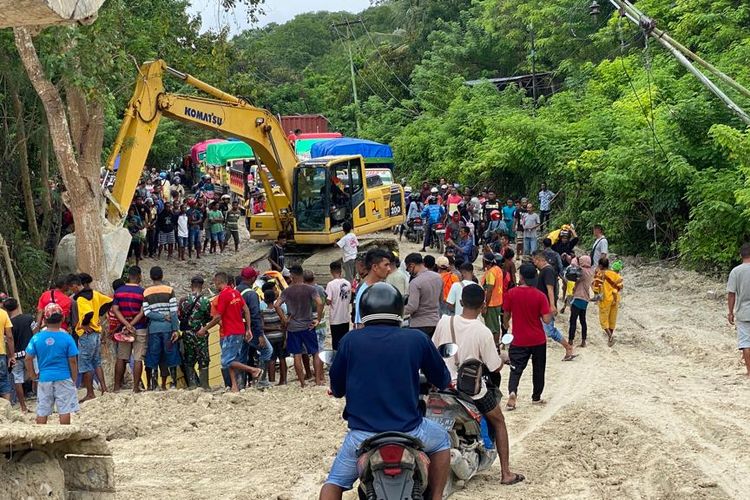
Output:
[445,280,475,316]
[325,278,352,326]
[177,214,189,238]
[432,315,502,399]
[337,233,359,262]
[592,236,609,266]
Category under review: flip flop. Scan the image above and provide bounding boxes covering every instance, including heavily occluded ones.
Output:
[562,354,578,361]
[531,399,547,405]
[505,403,516,411]
[501,473,526,485]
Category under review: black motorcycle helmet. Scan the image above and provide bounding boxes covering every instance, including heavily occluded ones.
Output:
[360,282,404,326]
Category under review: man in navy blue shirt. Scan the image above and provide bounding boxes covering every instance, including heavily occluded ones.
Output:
[321,282,451,500]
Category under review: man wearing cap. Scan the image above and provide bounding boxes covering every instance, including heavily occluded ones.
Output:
[437,255,459,316]
[25,303,79,424]
[236,266,273,389]
[481,252,505,345]
[178,276,213,389]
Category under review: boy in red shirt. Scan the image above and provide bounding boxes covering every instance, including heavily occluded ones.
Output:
[502,263,553,410]
[197,272,260,392]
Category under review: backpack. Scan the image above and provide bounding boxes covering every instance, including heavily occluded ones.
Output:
[449,317,484,396]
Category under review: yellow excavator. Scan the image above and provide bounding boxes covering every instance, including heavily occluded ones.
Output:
[106,60,405,248]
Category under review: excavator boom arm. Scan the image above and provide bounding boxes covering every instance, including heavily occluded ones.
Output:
[108,60,297,220]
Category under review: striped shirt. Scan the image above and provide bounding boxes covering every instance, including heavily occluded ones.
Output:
[260,301,286,341]
[113,284,146,329]
[143,284,179,334]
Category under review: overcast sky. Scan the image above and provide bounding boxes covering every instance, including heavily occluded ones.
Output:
[188,0,373,34]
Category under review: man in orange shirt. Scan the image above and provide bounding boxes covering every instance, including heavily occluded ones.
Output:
[481,252,504,345]
[437,256,458,316]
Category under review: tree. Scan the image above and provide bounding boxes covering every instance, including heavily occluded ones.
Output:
[14,27,108,290]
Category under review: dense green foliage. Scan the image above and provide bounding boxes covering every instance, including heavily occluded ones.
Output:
[220,0,750,269]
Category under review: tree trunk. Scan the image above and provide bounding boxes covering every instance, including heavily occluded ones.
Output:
[38,119,53,229]
[0,234,21,306]
[13,27,108,292]
[9,80,42,247]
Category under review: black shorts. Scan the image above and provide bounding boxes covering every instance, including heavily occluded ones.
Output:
[473,388,500,415]
[268,336,285,362]
[330,323,350,351]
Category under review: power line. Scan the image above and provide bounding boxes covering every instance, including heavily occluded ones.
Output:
[360,19,414,97]
[333,19,419,115]
[344,18,420,115]
[617,17,670,164]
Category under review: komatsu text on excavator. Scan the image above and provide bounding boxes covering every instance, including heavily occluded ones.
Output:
[107,60,405,245]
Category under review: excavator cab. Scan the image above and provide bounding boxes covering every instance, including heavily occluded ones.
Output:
[292,155,404,244]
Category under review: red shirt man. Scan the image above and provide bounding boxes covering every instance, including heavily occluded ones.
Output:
[502,263,552,409]
[36,277,73,331]
[197,272,258,392]
[216,285,246,337]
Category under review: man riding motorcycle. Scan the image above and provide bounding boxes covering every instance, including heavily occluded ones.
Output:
[321,282,452,500]
[420,195,446,253]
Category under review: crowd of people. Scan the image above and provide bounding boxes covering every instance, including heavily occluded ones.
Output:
[124,169,247,265]
[0,174,633,497]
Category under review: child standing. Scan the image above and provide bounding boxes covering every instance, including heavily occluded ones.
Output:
[592,257,623,347]
[25,303,79,424]
[260,287,288,385]
[177,204,189,261]
[337,221,359,282]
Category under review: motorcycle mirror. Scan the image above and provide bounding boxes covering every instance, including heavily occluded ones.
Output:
[318,350,335,364]
[437,343,459,358]
[501,333,514,346]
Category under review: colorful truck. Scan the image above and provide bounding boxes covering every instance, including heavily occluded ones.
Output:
[310,138,395,186]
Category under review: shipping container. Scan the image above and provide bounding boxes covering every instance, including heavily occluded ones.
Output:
[280,114,330,134]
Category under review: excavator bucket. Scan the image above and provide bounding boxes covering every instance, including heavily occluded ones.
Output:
[0,0,105,28]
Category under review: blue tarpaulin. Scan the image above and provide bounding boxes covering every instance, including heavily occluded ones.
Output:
[310,138,393,160]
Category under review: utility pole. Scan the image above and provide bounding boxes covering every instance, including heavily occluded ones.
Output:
[602,0,750,125]
[529,23,538,115]
[332,19,364,135]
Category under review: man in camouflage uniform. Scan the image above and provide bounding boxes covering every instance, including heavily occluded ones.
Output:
[179,276,212,389]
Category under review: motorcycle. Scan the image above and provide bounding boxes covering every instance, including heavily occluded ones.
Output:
[421,334,513,497]
[430,222,445,254]
[402,217,424,243]
[319,350,432,499]
[319,334,513,499]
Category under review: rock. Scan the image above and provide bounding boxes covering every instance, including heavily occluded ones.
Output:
[698,481,718,488]
[705,290,725,300]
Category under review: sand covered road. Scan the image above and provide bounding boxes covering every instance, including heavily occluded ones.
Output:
[7,232,750,499]
[100,249,750,499]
